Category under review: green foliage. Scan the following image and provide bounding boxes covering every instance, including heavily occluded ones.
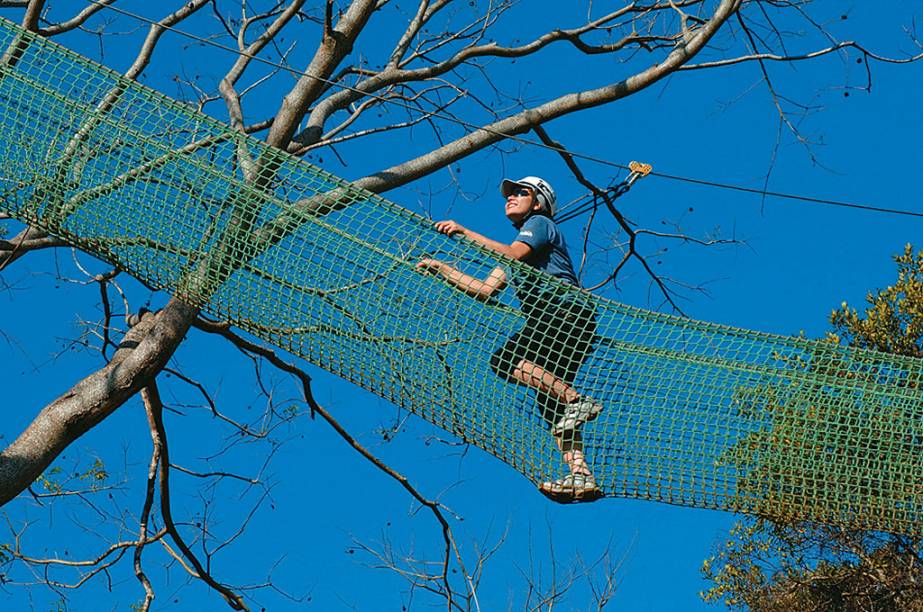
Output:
[830,244,923,358]
[37,466,64,494]
[702,518,923,611]
[703,245,923,610]
[78,457,108,482]
[724,356,923,531]
[35,458,108,495]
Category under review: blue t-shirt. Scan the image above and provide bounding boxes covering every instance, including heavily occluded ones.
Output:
[510,215,582,316]
[512,215,579,286]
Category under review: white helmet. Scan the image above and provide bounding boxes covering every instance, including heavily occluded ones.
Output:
[500,175,557,217]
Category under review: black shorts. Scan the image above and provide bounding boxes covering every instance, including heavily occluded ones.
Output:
[490,297,597,425]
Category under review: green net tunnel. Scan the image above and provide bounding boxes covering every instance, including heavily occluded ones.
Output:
[1,18,922,533]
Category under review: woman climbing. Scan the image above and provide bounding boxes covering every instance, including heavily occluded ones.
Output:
[417,175,603,502]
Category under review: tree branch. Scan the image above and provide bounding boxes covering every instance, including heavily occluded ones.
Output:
[20,0,43,32]
[680,40,923,70]
[37,0,117,36]
[191,316,476,607]
[354,0,744,194]
[266,0,379,149]
[0,227,66,270]
[134,387,161,612]
[143,381,249,611]
[219,0,306,132]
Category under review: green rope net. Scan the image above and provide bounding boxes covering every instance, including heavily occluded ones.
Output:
[1,18,922,533]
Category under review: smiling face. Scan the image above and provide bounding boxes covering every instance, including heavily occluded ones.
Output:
[504,186,543,225]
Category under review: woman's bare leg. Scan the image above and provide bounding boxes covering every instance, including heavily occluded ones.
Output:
[511,358,578,404]
[556,430,593,476]
[513,361,600,498]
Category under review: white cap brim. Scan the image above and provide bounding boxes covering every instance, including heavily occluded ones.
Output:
[500,178,531,198]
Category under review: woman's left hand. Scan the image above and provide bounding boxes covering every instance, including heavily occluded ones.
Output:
[433,220,466,236]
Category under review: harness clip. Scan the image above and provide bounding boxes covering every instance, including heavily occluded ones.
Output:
[628,161,652,177]
[625,161,652,187]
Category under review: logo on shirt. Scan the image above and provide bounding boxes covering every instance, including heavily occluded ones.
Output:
[519,230,533,237]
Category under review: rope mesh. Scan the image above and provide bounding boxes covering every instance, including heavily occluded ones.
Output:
[1,18,922,533]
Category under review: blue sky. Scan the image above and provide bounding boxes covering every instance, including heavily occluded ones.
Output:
[2,1,923,610]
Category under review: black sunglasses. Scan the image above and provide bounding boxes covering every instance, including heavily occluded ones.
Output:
[509,188,532,197]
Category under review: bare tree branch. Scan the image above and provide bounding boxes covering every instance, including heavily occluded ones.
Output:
[680,39,923,70]
[191,316,477,608]
[123,0,211,81]
[143,381,249,611]
[38,0,118,37]
[533,125,689,312]
[354,0,744,194]
[0,227,66,270]
[266,0,379,149]
[219,0,306,132]
[20,0,43,32]
[134,387,162,612]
